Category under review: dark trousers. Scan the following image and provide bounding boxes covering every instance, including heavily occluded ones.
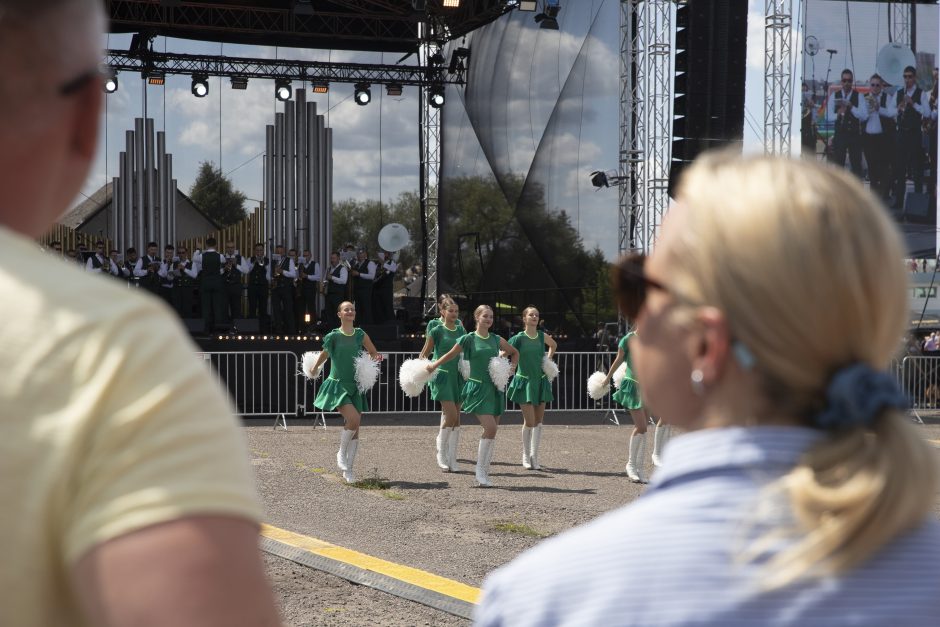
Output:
[174,283,195,318]
[159,285,174,311]
[246,283,269,329]
[302,283,319,329]
[372,280,394,324]
[829,130,864,178]
[326,291,343,329]
[271,285,296,334]
[225,283,243,322]
[895,128,926,201]
[354,286,373,325]
[863,132,893,202]
[200,278,227,333]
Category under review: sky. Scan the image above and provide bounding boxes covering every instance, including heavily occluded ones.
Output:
[80,0,933,260]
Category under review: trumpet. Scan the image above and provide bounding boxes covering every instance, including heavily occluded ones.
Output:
[865,92,877,110]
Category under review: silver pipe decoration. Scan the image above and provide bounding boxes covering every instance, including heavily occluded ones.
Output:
[134,118,145,252]
[157,131,166,248]
[145,118,155,248]
[265,124,274,250]
[296,88,307,252]
[285,100,296,250]
[113,175,121,248]
[307,102,317,259]
[274,111,285,249]
[166,155,174,246]
[124,130,134,251]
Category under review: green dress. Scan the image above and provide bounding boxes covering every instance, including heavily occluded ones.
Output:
[611,332,643,410]
[427,320,466,402]
[457,332,505,416]
[506,330,554,405]
[313,327,369,413]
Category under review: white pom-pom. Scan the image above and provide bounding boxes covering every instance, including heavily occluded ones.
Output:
[399,358,435,398]
[542,355,559,382]
[458,358,471,381]
[488,355,513,393]
[587,371,611,400]
[354,351,381,393]
[299,351,323,380]
[612,362,628,390]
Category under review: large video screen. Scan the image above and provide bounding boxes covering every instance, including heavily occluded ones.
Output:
[801,1,938,257]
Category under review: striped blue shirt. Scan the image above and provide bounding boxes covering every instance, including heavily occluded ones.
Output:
[475,427,940,626]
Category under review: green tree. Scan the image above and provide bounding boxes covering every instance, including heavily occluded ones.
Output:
[188,161,247,227]
[330,191,422,269]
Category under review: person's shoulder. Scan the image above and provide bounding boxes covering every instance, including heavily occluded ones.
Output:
[355,327,366,339]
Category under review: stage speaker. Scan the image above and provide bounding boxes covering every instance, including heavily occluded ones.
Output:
[904,192,931,219]
[231,318,260,333]
[670,0,748,195]
[362,323,400,341]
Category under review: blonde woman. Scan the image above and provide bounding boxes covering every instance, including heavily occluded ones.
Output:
[427,305,519,486]
[603,324,650,482]
[476,153,939,625]
[309,301,381,484]
[418,297,466,471]
[506,306,556,470]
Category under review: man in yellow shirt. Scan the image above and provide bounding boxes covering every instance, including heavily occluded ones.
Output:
[0,1,280,625]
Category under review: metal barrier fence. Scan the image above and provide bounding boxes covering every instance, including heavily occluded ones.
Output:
[197,351,930,424]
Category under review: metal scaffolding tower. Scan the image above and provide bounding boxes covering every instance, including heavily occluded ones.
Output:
[891,2,912,46]
[620,0,672,256]
[764,0,793,155]
[419,23,442,317]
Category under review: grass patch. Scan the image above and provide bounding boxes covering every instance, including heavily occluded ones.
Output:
[309,467,326,474]
[351,469,391,490]
[294,462,307,470]
[382,491,406,500]
[493,522,547,538]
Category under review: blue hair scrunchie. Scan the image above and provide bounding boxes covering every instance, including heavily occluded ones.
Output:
[815,363,908,430]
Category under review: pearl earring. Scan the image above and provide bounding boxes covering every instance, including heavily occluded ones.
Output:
[690,369,705,396]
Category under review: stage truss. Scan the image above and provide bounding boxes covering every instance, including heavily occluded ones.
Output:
[620,0,672,257]
[891,2,912,46]
[764,0,793,156]
[419,21,443,318]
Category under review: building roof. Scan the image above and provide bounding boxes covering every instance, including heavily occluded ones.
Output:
[60,182,222,232]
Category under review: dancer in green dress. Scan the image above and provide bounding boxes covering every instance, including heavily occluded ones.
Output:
[507,306,557,470]
[308,301,382,483]
[419,296,466,471]
[604,328,651,483]
[427,305,519,486]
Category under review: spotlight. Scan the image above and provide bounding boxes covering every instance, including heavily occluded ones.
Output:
[590,171,610,188]
[230,76,249,90]
[275,79,292,101]
[191,73,209,98]
[448,47,470,74]
[443,0,460,7]
[146,71,165,86]
[104,73,119,93]
[430,50,445,65]
[428,85,445,108]
[386,83,403,96]
[535,0,560,29]
[354,83,371,106]
[311,81,329,94]
[518,0,537,10]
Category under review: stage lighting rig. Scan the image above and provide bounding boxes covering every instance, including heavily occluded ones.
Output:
[448,47,471,76]
[386,83,403,97]
[535,0,560,30]
[354,83,372,105]
[518,0,537,10]
[230,76,249,90]
[191,73,209,98]
[311,81,329,94]
[443,0,461,7]
[275,79,292,101]
[428,85,445,108]
[146,70,165,86]
[104,72,119,93]
[589,170,623,189]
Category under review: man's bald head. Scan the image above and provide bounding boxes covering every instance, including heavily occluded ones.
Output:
[0,0,105,237]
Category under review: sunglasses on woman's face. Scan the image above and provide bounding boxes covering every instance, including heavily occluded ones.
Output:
[615,253,669,320]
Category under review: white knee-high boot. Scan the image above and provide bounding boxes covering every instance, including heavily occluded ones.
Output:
[652,424,670,467]
[626,432,648,483]
[436,426,450,470]
[476,438,494,487]
[447,427,461,472]
[530,425,543,470]
[521,426,533,469]
[343,438,359,483]
[337,428,355,471]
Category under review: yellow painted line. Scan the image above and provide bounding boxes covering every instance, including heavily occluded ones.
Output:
[261,523,481,604]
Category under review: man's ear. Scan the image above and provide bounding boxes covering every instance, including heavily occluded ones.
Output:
[70,79,102,160]
[690,306,731,385]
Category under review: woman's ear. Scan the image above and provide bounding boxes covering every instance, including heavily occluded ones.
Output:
[691,306,731,385]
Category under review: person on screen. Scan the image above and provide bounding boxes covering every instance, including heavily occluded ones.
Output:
[827,69,867,178]
[475,152,940,626]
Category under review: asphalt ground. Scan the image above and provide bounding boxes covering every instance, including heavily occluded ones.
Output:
[247,413,940,627]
